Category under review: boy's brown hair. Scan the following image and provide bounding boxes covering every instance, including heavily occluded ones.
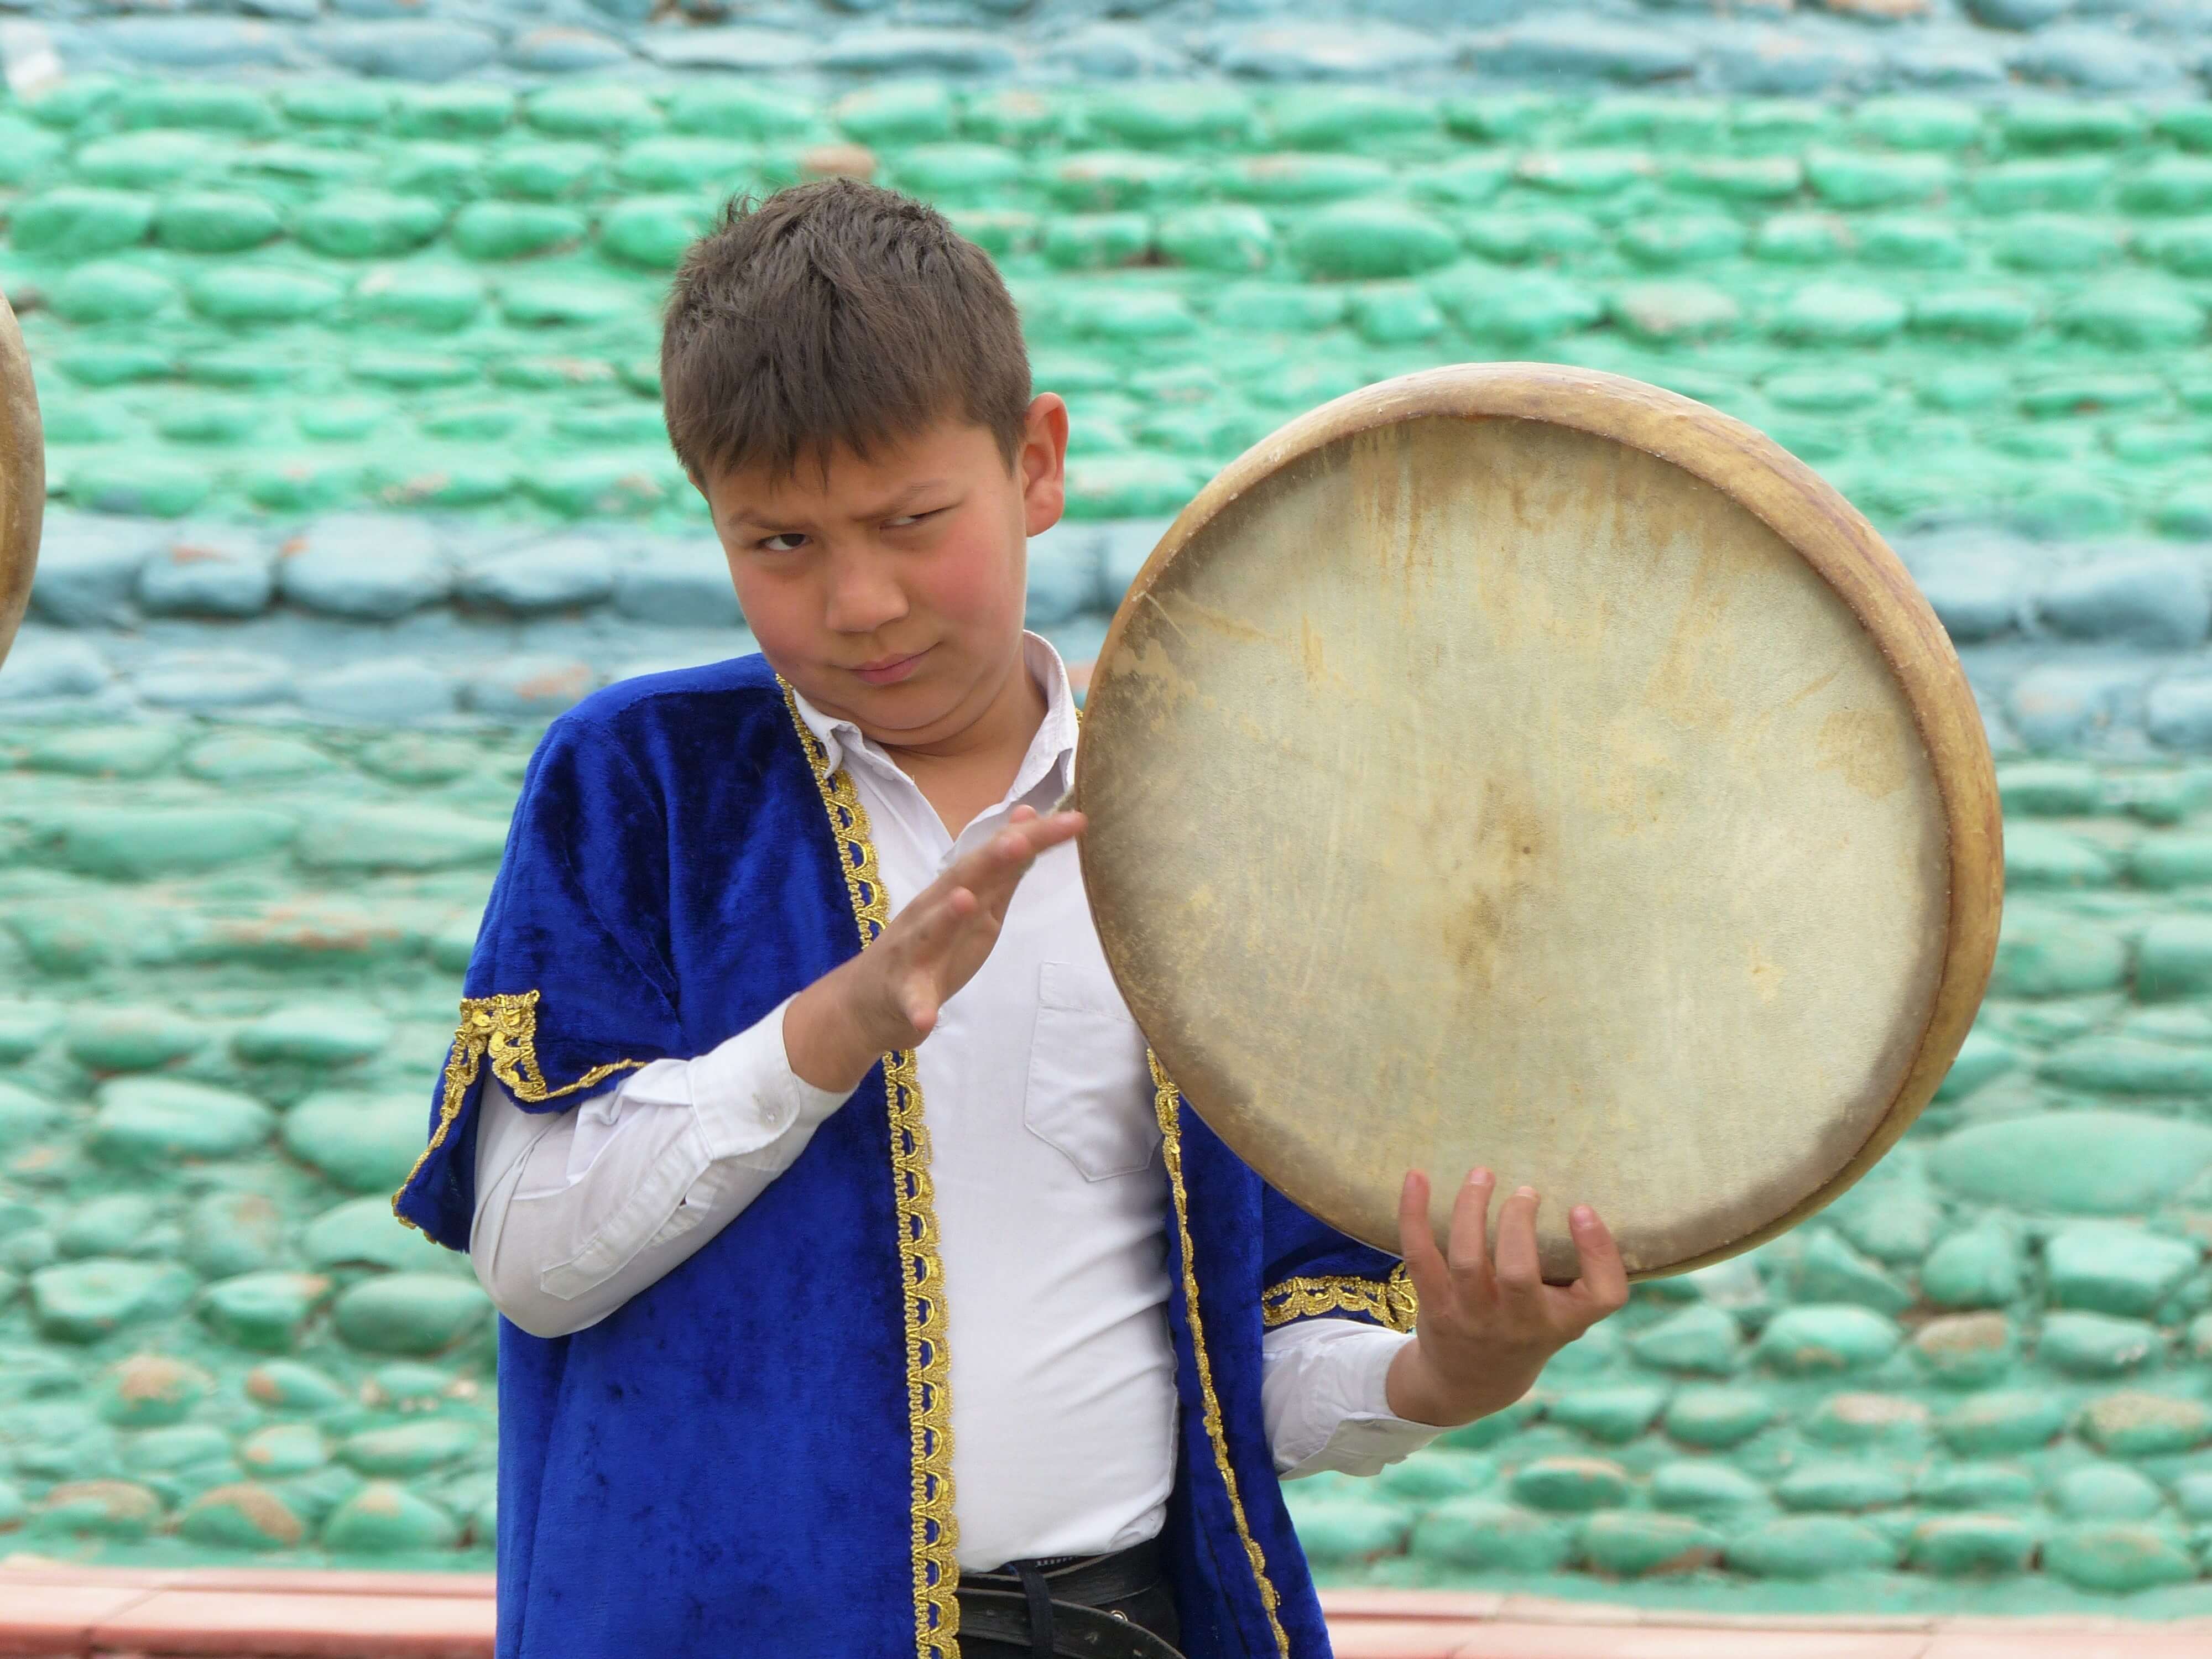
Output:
[660,178,1032,489]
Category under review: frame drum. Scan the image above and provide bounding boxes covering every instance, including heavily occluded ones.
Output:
[1075,364,2001,1281]
[0,289,43,671]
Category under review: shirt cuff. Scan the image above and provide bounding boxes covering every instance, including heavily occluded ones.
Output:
[669,993,852,1162]
[1277,1326,1448,1480]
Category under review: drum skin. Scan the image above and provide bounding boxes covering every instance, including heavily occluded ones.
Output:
[1075,363,2001,1281]
[0,289,42,672]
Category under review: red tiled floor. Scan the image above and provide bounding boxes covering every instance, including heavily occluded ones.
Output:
[1922,1631,2212,1659]
[1442,1627,1934,1659]
[4,1571,2210,1659]
[0,1565,489,1603]
[1328,1619,1496,1658]
[0,1582,159,1657]
[114,1575,492,1601]
[1932,1614,2168,1633]
[1636,1609,1939,1631]
[1493,1596,1643,1626]
[0,1561,189,1588]
[88,1591,492,1659]
[1318,1590,1509,1621]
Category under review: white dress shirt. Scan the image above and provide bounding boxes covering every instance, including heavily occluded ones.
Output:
[468,633,1442,1572]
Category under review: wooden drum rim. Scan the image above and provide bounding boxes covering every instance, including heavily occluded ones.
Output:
[0,290,44,672]
[1076,361,2002,1276]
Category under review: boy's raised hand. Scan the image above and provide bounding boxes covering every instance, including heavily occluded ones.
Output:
[1385,1167,1631,1430]
[784,805,1085,1094]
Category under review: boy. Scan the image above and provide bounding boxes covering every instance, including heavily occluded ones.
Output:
[394,179,1629,1659]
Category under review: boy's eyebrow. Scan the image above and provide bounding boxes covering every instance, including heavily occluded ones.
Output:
[724,479,953,529]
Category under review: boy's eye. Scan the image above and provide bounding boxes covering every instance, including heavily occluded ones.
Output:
[760,533,807,552]
[886,508,944,529]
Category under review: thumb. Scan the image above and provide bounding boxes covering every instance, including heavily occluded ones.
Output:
[890,968,940,1041]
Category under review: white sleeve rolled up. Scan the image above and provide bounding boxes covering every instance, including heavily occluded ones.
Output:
[1262,1319,1446,1478]
[468,993,850,1338]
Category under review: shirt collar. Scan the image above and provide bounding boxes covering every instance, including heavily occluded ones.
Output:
[788,632,1079,805]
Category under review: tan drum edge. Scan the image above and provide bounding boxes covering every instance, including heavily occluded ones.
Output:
[0,291,44,671]
[1081,362,2002,1280]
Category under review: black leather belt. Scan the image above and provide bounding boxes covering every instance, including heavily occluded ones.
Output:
[956,1538,1185,1659]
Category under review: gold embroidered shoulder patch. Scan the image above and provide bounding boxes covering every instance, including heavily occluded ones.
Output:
[390,989,649,1232]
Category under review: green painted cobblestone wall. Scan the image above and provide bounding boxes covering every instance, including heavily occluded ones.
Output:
[12,80,2212,539]
[7,28,2212,1614]
[0,726,513,1568]
[0,731,2209,1609]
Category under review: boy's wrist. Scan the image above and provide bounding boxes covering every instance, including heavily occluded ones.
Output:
[783,971,884,1094]
[1385,1335,1542,1430]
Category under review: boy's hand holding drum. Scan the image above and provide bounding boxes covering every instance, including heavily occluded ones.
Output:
[1386,1168,1629,1429]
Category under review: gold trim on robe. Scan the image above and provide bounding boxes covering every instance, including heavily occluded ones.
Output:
[1150,1052,1291,1659]
[783,681,962,1659]
[1261,1265,1419,1334]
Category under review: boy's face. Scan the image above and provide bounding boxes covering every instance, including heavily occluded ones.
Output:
[700,395,1070,750]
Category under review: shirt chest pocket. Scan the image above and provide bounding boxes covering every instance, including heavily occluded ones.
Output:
[1023,960,1160,1181]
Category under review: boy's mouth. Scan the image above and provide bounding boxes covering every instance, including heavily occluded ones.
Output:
[851,649,928,686]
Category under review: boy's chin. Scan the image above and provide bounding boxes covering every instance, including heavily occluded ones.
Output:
[784,634,1022,742]
[799,667,957,735]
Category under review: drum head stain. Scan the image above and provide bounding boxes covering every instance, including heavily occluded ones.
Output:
[1817,706,1911,799]
[1438,776,1546,992]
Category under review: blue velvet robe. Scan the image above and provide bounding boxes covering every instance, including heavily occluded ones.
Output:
[392,652,1416,1659]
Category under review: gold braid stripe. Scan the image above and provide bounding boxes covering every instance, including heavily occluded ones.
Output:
[782,682,961,1659]
[1150,1052,1290,1659]
[392,990,647,1234]
[1260,1266,1418,1334]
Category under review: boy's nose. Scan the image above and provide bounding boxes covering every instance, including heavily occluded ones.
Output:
[822,558,909,634]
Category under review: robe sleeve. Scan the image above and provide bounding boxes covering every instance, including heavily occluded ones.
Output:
[392,710,687,1251]
[1258,1182,1418,1335]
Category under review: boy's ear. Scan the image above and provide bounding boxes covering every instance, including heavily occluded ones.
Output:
[1019,393,1069,539]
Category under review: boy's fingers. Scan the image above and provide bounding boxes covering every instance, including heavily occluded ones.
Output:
[889,818,1072,971]
[1396,1170,1450,1307]
[1493,1186,1542,1295]
[1446,1167,1496,1282]
[1003,812,1084,868]
[928,848,1014,916]
[903,886,976,954]
[1004,810,1084,860]
[963,817,1084,916]
[945,812,1079,900]
[1566,1204,1630,1316]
